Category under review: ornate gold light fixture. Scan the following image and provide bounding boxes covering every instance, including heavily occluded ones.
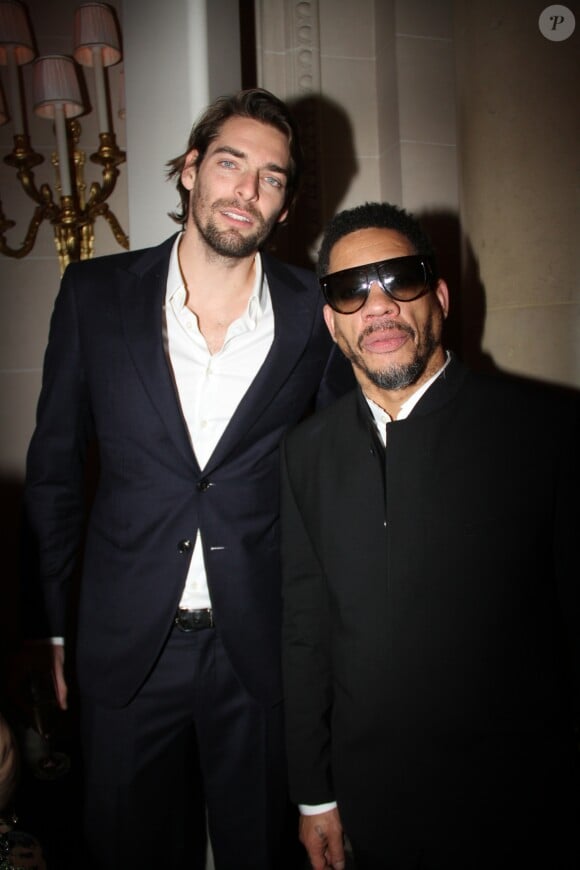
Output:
[0,0,128,273]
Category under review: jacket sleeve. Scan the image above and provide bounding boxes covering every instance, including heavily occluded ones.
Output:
[21,265,93,639]
[280,437,335,805]
[315,342,355,411]
[553,394,580,725]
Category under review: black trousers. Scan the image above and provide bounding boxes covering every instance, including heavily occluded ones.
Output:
[347,770,580,870]
[80,625,300,869]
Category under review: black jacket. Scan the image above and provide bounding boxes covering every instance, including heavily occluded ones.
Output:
[281,356,580,866]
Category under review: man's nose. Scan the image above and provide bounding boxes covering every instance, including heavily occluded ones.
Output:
[363,280,400,315]
[235,171,259,202]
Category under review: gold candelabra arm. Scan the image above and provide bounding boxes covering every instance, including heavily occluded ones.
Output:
[2,125,129,272]
[88,201,129,250]
[0,134,61,258]
[82,131,129,251]
[3,134,44,171]
[0,134,63,259]
[87,132,126,204]
[0,2,128,269]
[52,194,83,270]
[4,134,51,208]
[0,198,52,259]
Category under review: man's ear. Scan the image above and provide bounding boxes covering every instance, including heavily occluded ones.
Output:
[181,150,199,191]
[435,279,450,320]
[276,206,289,226]
[323,304,337,342]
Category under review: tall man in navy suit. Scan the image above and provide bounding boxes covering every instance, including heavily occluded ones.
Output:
[23,88,349,869]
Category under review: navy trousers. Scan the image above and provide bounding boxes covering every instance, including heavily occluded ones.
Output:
[80,624,299,869]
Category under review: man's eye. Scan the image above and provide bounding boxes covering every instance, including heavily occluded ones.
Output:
[263,176,283,189]
[219,159,236,169]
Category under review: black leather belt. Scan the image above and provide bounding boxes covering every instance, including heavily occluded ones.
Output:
[174,608,214,632]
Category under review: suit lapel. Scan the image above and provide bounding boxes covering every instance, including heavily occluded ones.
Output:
[118,236,199,470]
[204,254,317,470]
[119,244,318,473]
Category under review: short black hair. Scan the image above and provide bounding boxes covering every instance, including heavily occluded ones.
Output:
[317,201,437,278]
[166,88,303,226]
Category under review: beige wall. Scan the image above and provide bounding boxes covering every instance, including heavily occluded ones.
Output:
[0,0,127,481]
[256,0,458,258]
[256,0,578,386]
[455,0,579,384]
[316,0,458,213]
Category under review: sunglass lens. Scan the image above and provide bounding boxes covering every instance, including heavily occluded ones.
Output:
[378,259,428,301]
[322,256,431,312]
[323,269,369,313]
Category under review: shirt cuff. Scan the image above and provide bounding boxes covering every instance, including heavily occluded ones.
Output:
[26,637,65,645]
[299,801,338,816]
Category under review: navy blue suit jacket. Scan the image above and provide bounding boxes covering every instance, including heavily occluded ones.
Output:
[23,234,351,708]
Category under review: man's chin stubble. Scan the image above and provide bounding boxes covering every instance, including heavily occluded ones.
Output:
[365,358,426,391]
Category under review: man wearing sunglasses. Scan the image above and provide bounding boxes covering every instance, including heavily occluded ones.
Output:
[281,202,579,869]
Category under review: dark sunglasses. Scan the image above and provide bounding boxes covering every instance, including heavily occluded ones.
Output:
[320,254,436,314]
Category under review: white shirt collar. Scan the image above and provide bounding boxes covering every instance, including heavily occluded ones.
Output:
[165,233,266,329]
[366,351,451,434]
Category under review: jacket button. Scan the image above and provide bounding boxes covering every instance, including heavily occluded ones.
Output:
[178,539,192,554]
[197,478,211,492]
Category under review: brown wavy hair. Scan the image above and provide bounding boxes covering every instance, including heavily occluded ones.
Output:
[166,88,303,226]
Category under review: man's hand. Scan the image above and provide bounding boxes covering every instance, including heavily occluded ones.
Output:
[0,713,19,809]
[7,641,68,714]
[50,644,68,711]
[299,808,345,870]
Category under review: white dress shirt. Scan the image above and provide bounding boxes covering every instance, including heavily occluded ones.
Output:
[164,235,275,610]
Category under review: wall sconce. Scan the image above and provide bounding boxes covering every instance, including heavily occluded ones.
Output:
[0,0,128,273]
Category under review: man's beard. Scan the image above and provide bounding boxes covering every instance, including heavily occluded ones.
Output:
[338,316,440,391]
[191,192,279,259]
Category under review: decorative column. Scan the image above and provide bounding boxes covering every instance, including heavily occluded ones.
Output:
[255,0,324,266]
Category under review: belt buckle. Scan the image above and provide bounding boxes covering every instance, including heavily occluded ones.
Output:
[174,610,193,632]
[174,608,213,632]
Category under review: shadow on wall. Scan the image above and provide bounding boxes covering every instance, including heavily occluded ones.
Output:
[264,93,500,374]
[416,211,579,398]
[268,94,358,270]
[419,210,498,375]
